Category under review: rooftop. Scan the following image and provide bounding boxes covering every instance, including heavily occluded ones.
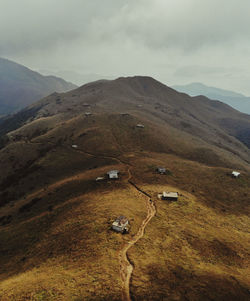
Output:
[163,191,178,198]
[107,170,119,175]
[158,167,166,171]
[232,171,240,176]
[113,216,128,227]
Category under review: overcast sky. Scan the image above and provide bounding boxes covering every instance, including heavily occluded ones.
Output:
[1,0,250,94]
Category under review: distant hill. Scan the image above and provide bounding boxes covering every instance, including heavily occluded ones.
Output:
[39,69,115,86]
[173,82,250,114]
[1,76,250,160]
[0,58,77,115]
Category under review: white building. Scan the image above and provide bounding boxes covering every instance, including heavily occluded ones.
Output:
[112,216,129,233]
[162,191,179,201]
[157,167,166,174]
[136,124,145,128]
[107,170,119,179]
[232,171,240,178]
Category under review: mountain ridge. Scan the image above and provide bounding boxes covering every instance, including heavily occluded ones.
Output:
[0,57,77,115]
[173,82,250,114]
[0,76,249,300]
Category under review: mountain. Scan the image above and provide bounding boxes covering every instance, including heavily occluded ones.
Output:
[173,82,250,114]
[39,69,115,86]
[0,58,77,115]
[0,76,249,300]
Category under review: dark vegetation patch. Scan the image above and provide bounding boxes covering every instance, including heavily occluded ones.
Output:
[0,105,42,136]
[56,96,62,104]
[185,235,244,266]
[0,205,69,278]
[0,134,9,149]
[0,215,12,226]
[0,144,54,206]
[236,128,250,148]
[19,198,42,213]
[13,127,49,142]
[180,121,191,128]
[0,183,120,282]
[185,147,225,167]
[219,118,250,149]
[0,162,41,206]
[132,264,250,301]
[0,105,42,148]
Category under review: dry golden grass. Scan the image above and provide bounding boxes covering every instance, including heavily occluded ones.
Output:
[0,88,250,300]
[1,151,249,300]
[0,149,250,300]
[126,152,250,300]
[130,184,250,300]
[0,165,150,300]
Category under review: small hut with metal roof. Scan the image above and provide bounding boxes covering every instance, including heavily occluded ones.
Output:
[162,191,179,201]
[112,216,129,233]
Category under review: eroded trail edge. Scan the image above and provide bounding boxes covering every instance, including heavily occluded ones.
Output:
[119,167,156,301]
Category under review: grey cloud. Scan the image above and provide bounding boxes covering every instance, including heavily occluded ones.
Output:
[0,0,127,55]
[0,0,250,94]
[112,0,250,52]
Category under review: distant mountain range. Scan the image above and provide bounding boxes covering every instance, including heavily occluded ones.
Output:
[172,82,250,114]
[0,58,77,115]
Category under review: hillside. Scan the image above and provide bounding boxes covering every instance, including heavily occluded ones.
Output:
[0,58,77,115]
[0,76,249,300]
[173,82,250,114]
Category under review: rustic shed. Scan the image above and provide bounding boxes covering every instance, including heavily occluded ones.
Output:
[107,170,119,179]
[162,191,178,201]
[112,216,129,233]
[157,167,166,174]
[232,171,240,178]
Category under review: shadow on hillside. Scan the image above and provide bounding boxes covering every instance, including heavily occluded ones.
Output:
[132,264,250,301]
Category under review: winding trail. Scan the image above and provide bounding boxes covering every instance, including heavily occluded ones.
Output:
[119,167,156,301]
[71,147,156,300]
[21,142,156,300]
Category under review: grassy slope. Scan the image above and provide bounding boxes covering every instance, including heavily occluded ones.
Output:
[128,154,250,300]
[0,77,250,300]
[0,166,148,300]
[0,150,249,300]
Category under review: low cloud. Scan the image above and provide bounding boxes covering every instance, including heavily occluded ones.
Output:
[1,0,250,94]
